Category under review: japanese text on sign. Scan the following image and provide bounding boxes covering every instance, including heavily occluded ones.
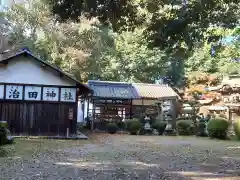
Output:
[60,88,76,102]
[43,87,59,101]
[6,85,23,100]
[24,86,41,101]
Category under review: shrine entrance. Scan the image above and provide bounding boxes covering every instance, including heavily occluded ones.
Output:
[0,101,76,135]
[0,50,91,136]
[0,84,79,135]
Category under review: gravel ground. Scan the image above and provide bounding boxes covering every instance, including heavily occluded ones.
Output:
[0,134,240,180]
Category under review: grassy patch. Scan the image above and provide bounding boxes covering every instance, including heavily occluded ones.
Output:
[0,138,89,162]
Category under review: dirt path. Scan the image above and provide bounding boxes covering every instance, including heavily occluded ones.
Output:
[1,134,240,180]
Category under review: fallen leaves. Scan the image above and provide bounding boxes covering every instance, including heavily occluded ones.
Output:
[0,135,240,180]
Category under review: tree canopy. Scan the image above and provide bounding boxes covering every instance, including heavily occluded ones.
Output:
[2,0,240,86]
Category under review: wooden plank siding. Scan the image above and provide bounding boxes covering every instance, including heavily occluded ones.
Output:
[0,101,76,136]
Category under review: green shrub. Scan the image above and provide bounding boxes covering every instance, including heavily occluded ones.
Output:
[233,119,240,140]
[197,122,207,137]
[0,122,7,146]
[207,118,229,139]
[152,121,167,135]
[0,121,8,129]
[107,123,118,134]
[176,120,195,136]
[125,119,141,135]
[0,128,7,146]
[139,127,146,135]
[0,121,14,146]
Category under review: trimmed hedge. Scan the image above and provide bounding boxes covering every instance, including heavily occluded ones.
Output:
[152,121,167,135]
[0,121,8,146]
[234,119,240,140]
[125,119,141,135]
[207,118,229,139]
[176,120,195,136]
[107,123,118,134]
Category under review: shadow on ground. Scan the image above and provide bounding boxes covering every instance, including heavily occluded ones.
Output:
[54,158,240,180]
[1,133,240,180]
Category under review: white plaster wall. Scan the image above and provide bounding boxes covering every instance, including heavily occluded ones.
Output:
[83,100,93,118]
[0,56,76,86]
[77,101,84,122]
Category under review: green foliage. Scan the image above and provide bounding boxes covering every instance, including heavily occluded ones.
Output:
[176,120,195,136]
[106,123,118,134]
[0,127,7,146]
[152,121,167,135]
[125,119,141,135]
[3,0,240,86]
[233,120,240,140]
[45,0,240,49]
[6,1,116,82]
[105,27,169,82]
[0,121,8,129]
[0,122,9,146]
[207,118,229,139]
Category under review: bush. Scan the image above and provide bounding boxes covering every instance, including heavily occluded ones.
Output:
[125,119,141,135]
[197,122,207,137]
[107,123,118,134]
[233,119,240,140]
[176,120,195,136]
[0,121,8,129]
[207,118,229,139]
[153,121,167,135]
[0,121,8,146]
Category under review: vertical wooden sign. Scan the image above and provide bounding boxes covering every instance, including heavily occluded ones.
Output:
[68,108,73,120]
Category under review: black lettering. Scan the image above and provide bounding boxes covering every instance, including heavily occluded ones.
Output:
[28,92,38,99]
[9,86,20,99]
[46,90,56,98]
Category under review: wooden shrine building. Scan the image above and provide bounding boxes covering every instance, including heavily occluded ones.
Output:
[87,80,139,131]
[86,80,179,131]
[132,83,180,122]
[0,49,91,136]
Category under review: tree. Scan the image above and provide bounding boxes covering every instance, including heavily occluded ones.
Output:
[185,27,240,76]
[45,0,240,50]
[45,0,137,31]
[5,0,116,82]
[101,27,169,82]
[4,0,240,85]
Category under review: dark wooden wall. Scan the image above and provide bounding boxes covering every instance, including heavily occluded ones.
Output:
[0,101,77,136]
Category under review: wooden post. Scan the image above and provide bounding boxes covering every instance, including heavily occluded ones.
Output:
[130,99,133,119]
[91,100,95,131]
[228,107,234,135]
[87,98,90,118]
[66,128,69,137]
[171,99,177,129]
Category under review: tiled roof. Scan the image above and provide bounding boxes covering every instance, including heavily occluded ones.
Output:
[88,80,140,99]
[132,83,179,100]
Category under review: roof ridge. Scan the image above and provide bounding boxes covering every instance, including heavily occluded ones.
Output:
[133,83,169,86]
[88,80,131,85]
